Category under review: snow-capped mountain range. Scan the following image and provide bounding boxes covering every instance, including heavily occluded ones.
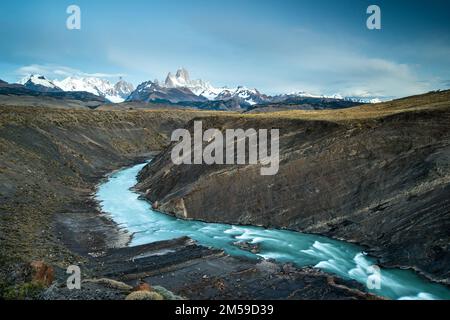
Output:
[270,91,382,104]
[19,74,63,93]
[19,75,134,103]
[128,68,275,106]
[161,68,270,105]
[17,69,381,107]
[127,80,208,104]
[161,68,267,103]
[127,68,380,107]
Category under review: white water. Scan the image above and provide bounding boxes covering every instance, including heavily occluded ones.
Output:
[96,162,450,300]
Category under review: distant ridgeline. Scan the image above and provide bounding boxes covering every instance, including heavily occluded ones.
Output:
[1,68,379,111]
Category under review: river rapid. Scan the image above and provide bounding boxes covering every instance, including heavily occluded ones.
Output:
[95,162,450,300]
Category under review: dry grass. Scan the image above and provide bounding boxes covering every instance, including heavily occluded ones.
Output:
[241,90,450,122]
[0,105,222,127]
[1,89,449,126]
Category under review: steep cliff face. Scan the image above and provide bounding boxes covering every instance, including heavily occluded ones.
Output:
[137,90,450,283]
[0,106,206,269]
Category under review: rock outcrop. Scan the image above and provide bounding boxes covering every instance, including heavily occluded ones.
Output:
[29,261,54,287]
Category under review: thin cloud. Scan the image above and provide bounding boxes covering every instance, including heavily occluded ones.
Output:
[441,80,450,87]
[15,64,126,81]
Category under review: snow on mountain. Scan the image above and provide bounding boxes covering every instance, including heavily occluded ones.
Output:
[273,91,381,104]
[127,80,207,103]
[16,67,379,107]
[129,68,383,108]
[344,96,382,103]
[14,67,384,106]
[164,68,218,96]
[158,68,268,105]
[17,74,134,103]
[165,68,190,88]
[55,77,106,95]
[196,86,226,100]
[54,77,134,103]
[133,68,378,107]
[114,80,135,101]
[128,68,214,103]
[213,86,271,105]
[161,69,382,106]
[18,74,62,93]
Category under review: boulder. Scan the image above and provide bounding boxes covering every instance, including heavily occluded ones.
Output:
[30,261,54,287]
[132,282,152,292]
[125,291,163,300]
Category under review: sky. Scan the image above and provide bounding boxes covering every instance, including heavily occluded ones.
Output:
[0,0,449,99]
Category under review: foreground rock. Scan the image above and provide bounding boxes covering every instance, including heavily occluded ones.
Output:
[40,237,378,300]
[29,261,54,287]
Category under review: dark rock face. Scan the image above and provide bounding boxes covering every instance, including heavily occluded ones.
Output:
[165,98,250,111]
[0,81,108,109]
[247,97,363,112]
[127,81,207,104]
[137,90,450,283]
[23,79,63,93]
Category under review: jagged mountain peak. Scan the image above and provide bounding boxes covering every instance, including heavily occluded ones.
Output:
[127,79,207,104]
[19,74,45,84]
[18,74,62,93]
[128,68,384,108]
[176,68,190,82]
[156,68,264,105]
[165,68,192,88]
[114,79,135,97]
[54,76,134,103]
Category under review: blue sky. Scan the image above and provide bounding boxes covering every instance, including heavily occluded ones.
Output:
[0,0,449,98]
